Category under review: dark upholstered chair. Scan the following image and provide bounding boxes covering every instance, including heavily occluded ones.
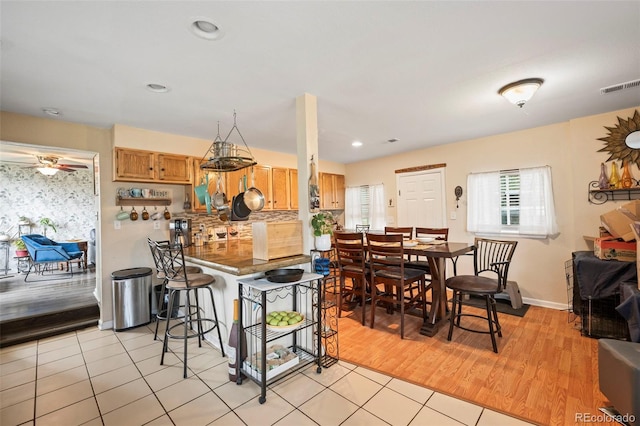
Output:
[21,234,84,282]
[598,339,640,425]
[366,233,428,339]
[334,231,369,325]
[446,238,517,353]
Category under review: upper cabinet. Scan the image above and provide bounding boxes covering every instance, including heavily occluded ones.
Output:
[319,173,345,210]
[271,167,289,210]
[114,148,192,184]
[288,169,298,210]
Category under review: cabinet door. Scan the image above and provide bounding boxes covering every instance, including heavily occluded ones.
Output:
[319,173,334,209]
[271,167,289,210]
[114,148,155,181]
[158,154,192,183]
[251,165,272,210]
[333,174,345,209]
[289,169,298,210]
[226,169,247,200]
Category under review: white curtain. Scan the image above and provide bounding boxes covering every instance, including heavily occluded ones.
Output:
[369,184,385,230]
[467,171,502,234]
[519,166,558,237]
[467,166,558,238]
[345,187,361,229]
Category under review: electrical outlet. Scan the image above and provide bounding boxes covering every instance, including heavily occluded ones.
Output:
[450,211,457,220]
[153,221,161,230]
[114,220,121,230]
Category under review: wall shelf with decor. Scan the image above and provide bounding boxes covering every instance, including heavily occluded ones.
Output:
[588,181,640,204]
[115,197,171,207]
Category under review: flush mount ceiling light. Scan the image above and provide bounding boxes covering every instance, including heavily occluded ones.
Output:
[498,78,544,108]
[146,83,169,93]
[352,141,363,147]
[190,18,224,40]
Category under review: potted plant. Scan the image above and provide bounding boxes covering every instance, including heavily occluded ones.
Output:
[39,217,56,237]
[13,239,28,257]
[311,212,335,251]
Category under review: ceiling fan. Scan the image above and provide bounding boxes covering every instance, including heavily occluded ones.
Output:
[25,155,89,175]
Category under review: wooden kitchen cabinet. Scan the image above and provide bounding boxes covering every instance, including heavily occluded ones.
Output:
[319,173,345,210]
[114,147,192,184]
[289,169,298,210]
[252,165,273,210]
[271,167,290,210]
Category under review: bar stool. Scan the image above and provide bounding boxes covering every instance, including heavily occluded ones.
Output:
[147,238,203,340]
[156,242,225,378]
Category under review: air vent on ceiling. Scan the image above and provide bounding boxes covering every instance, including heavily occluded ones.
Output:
[600,78,640,95]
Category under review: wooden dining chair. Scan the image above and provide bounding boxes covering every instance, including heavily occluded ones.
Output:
[333,231,369,325]
[366,233,427,339]
[446,238,517,353]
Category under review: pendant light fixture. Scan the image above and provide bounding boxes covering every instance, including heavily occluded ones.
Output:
[498,78,544,108]
[200,111,257,172]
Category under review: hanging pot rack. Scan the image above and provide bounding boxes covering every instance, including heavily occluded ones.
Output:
[200,111,258,172]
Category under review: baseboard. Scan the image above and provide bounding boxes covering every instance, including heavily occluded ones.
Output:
[521,297,568,311]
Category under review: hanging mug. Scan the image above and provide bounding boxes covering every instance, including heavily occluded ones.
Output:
[150,207,161,221]
[141,207,149,220]
[130,207,139,221]
[116,207,130,221]
[163,207,171,220]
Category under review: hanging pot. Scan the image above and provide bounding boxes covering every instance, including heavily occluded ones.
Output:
[243,170,265,212]
[212,175,227,208]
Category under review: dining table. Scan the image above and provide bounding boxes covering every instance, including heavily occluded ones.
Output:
[403,241,475,336]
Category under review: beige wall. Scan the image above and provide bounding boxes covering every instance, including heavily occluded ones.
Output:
[346,106,640,308]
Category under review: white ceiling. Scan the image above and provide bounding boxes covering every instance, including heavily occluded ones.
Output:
[1,1,639,165]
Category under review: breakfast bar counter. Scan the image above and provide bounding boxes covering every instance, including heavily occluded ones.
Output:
[179,239,311,352]
[183,239,311,276]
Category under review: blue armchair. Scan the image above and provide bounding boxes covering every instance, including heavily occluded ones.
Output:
[21,234,84,281]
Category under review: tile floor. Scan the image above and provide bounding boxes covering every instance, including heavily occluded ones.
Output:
[0,323,534,426]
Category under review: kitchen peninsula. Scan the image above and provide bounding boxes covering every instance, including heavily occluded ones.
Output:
[181,239,311,351]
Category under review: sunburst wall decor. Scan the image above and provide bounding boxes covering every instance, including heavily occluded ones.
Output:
[597,109,640,167]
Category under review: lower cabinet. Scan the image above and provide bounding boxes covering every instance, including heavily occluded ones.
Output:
[237,273,323,404]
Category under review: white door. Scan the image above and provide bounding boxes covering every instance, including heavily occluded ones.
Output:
[396,168,446,228]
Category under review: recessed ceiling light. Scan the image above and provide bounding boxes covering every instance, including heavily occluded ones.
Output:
[42,107,62,117]
[352,141,363,147]
[190,18,224,40]
[146,83,170,93]
[387,138,399,143]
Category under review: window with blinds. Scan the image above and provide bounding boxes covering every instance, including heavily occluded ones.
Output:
[500,171,520,226]
[360,186,370,226]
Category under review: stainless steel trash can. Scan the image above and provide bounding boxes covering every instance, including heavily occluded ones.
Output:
[112,267,152,331]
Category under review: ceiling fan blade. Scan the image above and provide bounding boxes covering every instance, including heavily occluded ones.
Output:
[57,167,77,172]
[57,164,88,169]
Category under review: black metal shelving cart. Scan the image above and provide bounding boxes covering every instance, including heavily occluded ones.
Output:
[237,272,323,404]
[310,249,339,368]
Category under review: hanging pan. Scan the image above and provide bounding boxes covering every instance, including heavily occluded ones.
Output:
[231,176,251,221]
[212,174,227,209]
[243,168,264,212]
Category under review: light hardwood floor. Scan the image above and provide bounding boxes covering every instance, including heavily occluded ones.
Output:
[338,302,607,425]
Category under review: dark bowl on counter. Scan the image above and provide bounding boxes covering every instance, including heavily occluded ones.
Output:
[265,268,304,283]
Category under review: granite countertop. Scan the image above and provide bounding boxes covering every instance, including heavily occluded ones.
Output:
[183,239,310,276]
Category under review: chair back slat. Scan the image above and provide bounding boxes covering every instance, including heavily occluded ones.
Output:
[415,227,449,241]
[473,238,518,289]
[384,226,413,240]
[148,238,170,276]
